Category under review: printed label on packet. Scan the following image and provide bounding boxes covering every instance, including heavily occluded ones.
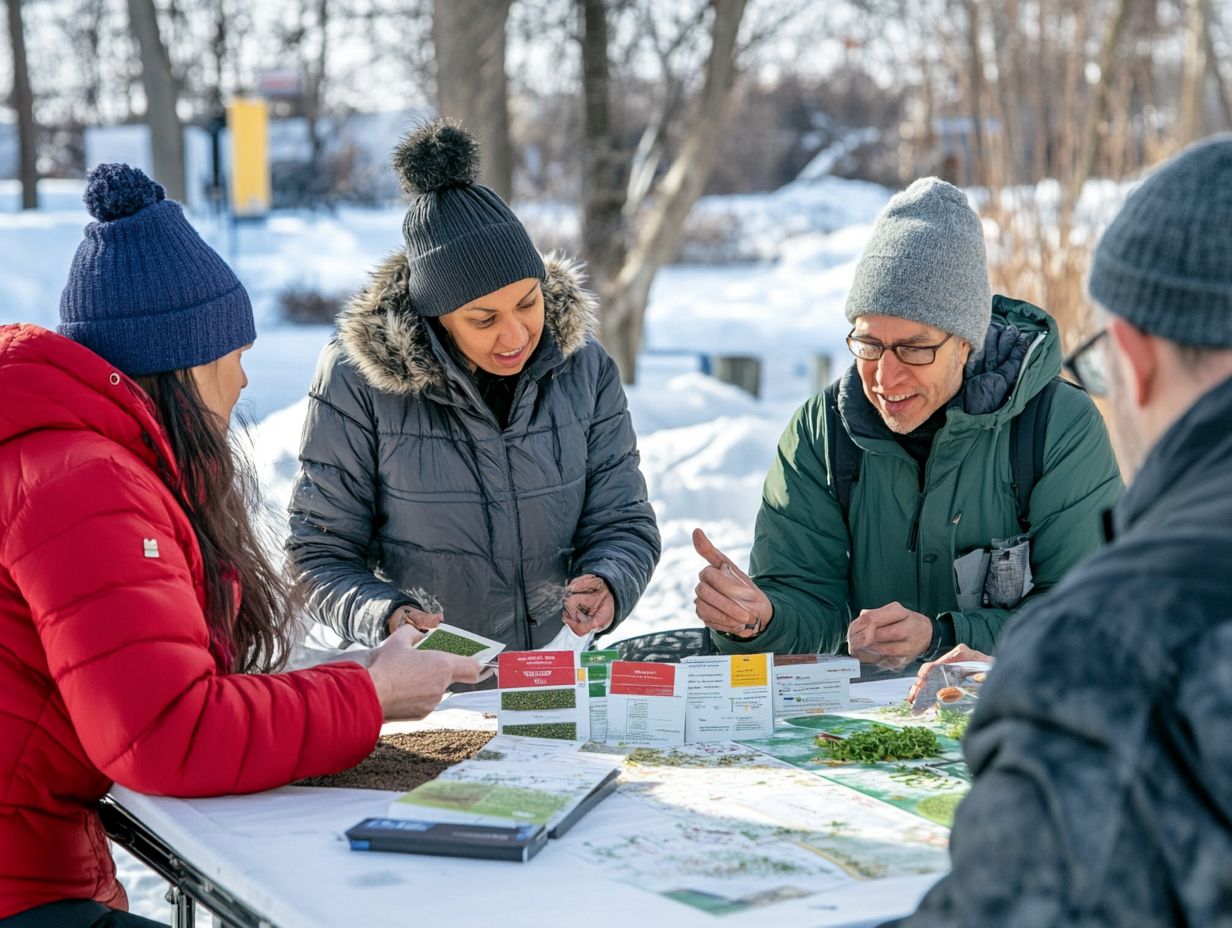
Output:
[609,661,682,697]
[498,651,579,689]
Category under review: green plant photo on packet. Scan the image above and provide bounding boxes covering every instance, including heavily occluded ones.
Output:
[417,628,487,657]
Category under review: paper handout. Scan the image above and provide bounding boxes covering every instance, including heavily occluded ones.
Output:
[682,653,775,742]
[605,661,688,746]
[772,654,861,716]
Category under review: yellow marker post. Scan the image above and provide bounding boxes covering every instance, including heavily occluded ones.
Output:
[227,97,270,218]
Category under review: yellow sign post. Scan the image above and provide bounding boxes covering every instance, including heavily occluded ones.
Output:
[227,97,270,218]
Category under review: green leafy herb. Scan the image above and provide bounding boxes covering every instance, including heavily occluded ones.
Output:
[937,707,972,741]
[817,725,941,763]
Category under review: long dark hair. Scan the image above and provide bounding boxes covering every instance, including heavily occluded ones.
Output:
[133,369,295,674]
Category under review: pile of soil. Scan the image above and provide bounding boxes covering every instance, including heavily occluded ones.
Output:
[296,729,495,792]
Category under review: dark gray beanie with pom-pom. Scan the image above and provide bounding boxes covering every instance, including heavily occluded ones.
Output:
[58,163,255,376]
[393,119,544,317]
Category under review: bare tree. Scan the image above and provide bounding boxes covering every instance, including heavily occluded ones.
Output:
[580,0,749,383]
[960,0,987,186]
[433,0,513,201]
[1072,0,1136,202]
[579,0,625,306]
[5,0,38,209]
[127,0,186,201]
[1180,0,1209,142]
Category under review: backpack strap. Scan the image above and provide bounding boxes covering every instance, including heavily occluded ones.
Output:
[824,380,863,521]
[1009,377,1068,530]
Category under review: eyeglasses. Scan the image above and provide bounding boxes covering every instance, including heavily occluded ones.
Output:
[846,329,954,366]
[1062,329,1108,396]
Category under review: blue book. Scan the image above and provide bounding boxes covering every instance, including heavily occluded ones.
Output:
[345,817,547,862]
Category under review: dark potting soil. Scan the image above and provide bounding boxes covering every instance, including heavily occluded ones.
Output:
[295,729,495,792]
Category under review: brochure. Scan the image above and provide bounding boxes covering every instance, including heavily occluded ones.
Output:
[386,735,620,837]
[580,649,620,742]
[682,653,775,742]
[497,651,590,741]
[414,622,505,664]
[772,654,860,715]
[605,661,688,746]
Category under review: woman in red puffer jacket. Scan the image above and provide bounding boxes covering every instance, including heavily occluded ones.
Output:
[0,165,480,928]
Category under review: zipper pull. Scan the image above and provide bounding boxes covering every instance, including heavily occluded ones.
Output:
[907,495,924,553]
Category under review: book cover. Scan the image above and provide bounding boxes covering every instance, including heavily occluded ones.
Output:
[345,817,546,862]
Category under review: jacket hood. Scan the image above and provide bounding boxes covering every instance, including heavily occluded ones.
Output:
[0,325,174,472]
[337,250,599,396]
[959,294,1061,420]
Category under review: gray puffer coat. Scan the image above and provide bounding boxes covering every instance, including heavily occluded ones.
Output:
[287,252,661,648]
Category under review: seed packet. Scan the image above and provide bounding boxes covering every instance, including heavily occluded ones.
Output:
[414,622,505,664]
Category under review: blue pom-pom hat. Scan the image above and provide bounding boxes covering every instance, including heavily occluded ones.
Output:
[58,163,256,377]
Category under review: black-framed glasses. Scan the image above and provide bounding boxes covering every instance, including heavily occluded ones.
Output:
[1063,329,1108,396]
[846,329,954,366]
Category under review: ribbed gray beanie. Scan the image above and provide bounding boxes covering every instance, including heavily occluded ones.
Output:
[844,177,991,349]
[393,120,544,318]
[1088,134,1232,347]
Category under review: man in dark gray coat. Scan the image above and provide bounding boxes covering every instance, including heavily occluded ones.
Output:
[287,122,660,649]
[888,136,1232,925]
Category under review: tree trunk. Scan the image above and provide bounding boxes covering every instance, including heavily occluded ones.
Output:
[305,0,330,198]
[578,0,628,350]
[5,0,37,209]
[1180,0,1208,142]
[1071,0,1135,205]
[962,0,987,186]
[127,0,186,202]
[1204,0,1232,129]
[432,0,513,202]
[602,0,749,384]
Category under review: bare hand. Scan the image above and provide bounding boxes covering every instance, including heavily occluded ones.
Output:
[908,644,992,704]
[387,604,444,637]
[366,625,483,720]
[691,528,773,639]
[847,602,933,671]
[562,574,615,634]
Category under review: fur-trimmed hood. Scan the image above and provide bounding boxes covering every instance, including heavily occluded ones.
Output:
[337,250,599,396]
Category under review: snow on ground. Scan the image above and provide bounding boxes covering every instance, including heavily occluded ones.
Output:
[1,171,891,923]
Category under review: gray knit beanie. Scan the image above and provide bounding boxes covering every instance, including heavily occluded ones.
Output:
[392,120,544,318]
[1088,134,1232,347]
[844,177,991,349]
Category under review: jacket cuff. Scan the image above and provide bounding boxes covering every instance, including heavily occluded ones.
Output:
[355,590,415,645]
[923,612,958,660]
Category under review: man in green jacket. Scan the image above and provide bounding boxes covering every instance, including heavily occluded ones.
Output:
[693,178,1123,667]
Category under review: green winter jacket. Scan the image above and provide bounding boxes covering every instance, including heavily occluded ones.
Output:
[715,296,1123,657]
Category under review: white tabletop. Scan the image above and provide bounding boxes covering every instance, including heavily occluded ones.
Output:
[111,677,944,928]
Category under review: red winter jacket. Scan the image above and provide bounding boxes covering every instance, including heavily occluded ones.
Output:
[0,325,383,918]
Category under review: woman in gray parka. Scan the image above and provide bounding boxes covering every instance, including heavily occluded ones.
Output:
[287,121,661,650]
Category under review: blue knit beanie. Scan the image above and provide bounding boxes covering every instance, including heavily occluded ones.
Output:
[1088,134,1232,347]
[392,120,544,317]
[58,163,256,376]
